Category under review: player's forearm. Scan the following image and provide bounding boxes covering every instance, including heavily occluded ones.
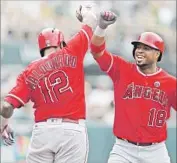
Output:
[0,101,14,119]
[91,11,117,58]
[91,34,105,46]
[90,26,106,58]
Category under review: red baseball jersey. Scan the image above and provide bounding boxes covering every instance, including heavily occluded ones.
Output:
[95,50,176,143]
[5,25,93,122]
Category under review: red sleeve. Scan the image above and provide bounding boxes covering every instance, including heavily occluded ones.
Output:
[67,25,93,58]
[95,50,130,81]
[4,72,31,109]
[172,91,177,110]
[169,78,177,111]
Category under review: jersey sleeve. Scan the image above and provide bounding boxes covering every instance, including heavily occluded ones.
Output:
[95,50,130,81]
[169,78,177,111]
[172,90,177,110]
[66,25,93,58]
[4,72,31,109]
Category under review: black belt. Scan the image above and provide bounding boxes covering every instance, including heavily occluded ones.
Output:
[117,136,156,146]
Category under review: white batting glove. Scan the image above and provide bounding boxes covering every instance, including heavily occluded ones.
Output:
[1,125,15,146]
[76,5,97,29]
[98,11,117,29]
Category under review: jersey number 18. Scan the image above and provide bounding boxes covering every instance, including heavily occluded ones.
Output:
[148,108,167,127]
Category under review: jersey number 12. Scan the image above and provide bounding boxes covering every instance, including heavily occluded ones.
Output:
[38,70,73,103]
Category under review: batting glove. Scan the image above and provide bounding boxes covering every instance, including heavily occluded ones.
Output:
[76,5,97,29]
[98,11,117,29]
[1,125,15,146]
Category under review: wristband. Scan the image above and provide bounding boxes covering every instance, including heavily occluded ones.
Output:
[94,26,106,37]
[90,42,105,53]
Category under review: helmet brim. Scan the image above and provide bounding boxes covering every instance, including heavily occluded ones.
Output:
[131,41,160,52]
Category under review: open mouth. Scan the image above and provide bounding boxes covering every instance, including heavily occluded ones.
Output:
[136,56,145,62]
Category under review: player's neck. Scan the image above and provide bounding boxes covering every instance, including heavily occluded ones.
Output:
[138,64,158,75]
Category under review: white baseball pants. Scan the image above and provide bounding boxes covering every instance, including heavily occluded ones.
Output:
[108,138,171,163]
[26,118,88,163]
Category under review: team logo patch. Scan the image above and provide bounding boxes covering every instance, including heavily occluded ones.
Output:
[154,81,160,87]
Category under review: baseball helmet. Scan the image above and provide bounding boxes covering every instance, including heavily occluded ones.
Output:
[38,28,65,56]
[131,32,165,62]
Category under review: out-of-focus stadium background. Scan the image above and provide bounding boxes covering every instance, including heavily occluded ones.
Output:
[1,1,176,163]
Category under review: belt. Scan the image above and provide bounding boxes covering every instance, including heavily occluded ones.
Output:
[37,118,79,124]
[117,136,156,146]
[62,118,79,124]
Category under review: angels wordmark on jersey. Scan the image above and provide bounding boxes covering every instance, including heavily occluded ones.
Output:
[122,82,168,108]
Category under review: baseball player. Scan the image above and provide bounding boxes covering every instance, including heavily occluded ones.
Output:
[90,11,176,163]
[0,5,97,163]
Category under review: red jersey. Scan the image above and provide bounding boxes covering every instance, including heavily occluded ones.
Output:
[95,50,176,143]
[5,25,93,122]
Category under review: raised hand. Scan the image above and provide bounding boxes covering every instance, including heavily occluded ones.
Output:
[98,11,117,29]
[76,5,97,29]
